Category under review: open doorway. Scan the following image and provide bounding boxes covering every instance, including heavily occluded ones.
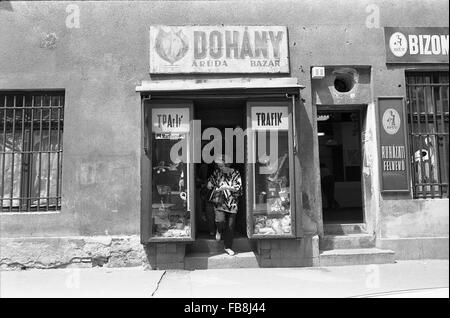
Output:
[194,99,247,238]
[317,109,364,224]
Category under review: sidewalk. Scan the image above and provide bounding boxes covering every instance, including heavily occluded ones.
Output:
[0,260,448,298]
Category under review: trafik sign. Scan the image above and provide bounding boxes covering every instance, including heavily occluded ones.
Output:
[384,27,449,63]
[149,25,289,74]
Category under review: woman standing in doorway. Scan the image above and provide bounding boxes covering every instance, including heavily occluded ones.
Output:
[207,155,242,256]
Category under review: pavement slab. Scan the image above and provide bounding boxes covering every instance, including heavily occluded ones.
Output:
[0,267,165,298]
[153,260,449,298]
[0,260,448,298]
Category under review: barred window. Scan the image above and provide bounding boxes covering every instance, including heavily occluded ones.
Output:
[0,91,64,212]
[406,72,449,199]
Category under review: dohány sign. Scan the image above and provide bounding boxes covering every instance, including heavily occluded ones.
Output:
[384,27,449,63]
[149,25,289,73]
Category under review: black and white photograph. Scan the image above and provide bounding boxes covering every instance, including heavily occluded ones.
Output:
[0,0,448,303]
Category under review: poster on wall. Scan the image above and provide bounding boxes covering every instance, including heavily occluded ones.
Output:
[149,25,290,74]
[384,27,449,63]
[377,97,411,192]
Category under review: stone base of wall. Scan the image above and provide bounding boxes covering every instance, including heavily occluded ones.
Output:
[255,235,319,267]
[376,237,449,260]
[0,236,150,270]
[1,235,321,270]
[145,242,186,270]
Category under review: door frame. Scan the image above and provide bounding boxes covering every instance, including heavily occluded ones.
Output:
[192,99,248,238]
[316,105,368,225]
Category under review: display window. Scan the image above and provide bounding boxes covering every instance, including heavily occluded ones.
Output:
[144,99,298,242]
[148,104,195,240]
[246,102,296,238]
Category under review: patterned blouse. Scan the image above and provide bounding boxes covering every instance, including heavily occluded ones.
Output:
[208,168,242,213]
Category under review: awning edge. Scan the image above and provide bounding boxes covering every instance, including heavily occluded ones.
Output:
[136,77,304,92]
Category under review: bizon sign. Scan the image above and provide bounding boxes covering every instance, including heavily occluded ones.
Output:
[149,25,290,74]
[384,27,449,63]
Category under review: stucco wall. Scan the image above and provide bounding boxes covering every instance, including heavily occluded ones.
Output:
[0,0,448,239]
[379,199,449,238]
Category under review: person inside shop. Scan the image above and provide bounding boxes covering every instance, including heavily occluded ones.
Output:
[196,141,216,237]
[320,163,340,210]
[207,154,242,256]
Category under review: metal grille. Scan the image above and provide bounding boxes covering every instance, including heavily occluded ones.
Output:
[406,72,449,198]
[0,91,64,212]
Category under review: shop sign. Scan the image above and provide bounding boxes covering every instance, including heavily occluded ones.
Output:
[149,25,289,74]
[384,27,449,63]
[377,97,410,192]
[251,106,289,131]
[152,108,190,136]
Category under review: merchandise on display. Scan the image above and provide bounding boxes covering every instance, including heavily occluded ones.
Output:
[254,214,291,235]
[153,211,191,237]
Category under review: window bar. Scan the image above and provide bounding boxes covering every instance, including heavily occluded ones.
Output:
[413,75,421,197]
[422,74,431,197]
[415,78,426,197]
[430,83,442,197]
[20,95,26,209]
[1,95,7,210]
[37,95,43,211]
[423,81,435,198]
[46,97,52,210]
[28,95,35,211]
[56,96,61,208]
[439,84,449,197]
[410,76,420,197]
[407,82,417,197]
[9,95,17,211]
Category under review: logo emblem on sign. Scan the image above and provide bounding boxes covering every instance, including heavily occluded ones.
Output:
[155,28,189,64]
[382,108,401,135]
[389,32,408,57]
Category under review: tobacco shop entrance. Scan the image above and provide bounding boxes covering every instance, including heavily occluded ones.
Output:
[138,78,304,263]
[194,99,247,240]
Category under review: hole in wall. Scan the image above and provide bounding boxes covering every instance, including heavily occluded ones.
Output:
[333,72,355,93]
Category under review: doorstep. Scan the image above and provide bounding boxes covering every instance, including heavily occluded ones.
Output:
[319,248,396,266]
[324,223,368,235]
[319,233,375,250]
[184,251,260,270]
[186,237,255,255]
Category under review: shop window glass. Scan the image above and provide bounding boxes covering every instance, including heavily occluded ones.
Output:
[151,107,191,238]
[250,106,292,236]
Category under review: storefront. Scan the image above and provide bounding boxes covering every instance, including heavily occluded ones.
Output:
[138,79,302,241]
[135,25,311,268]
[0,1,448,270]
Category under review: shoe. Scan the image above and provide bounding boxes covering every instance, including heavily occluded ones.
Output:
[224,248,235,256]
[215,230,221,241]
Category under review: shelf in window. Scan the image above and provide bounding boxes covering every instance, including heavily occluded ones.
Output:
[252,210,290,217]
